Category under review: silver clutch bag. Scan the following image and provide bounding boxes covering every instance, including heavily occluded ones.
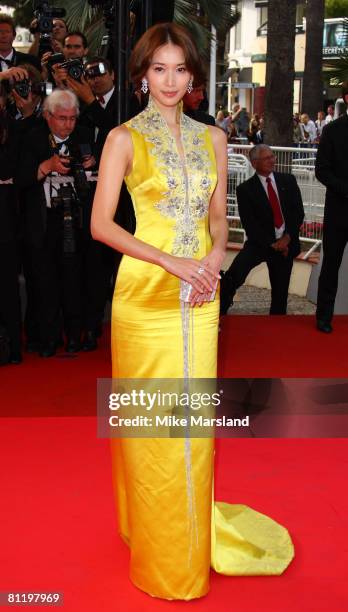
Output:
[180,279,218,303]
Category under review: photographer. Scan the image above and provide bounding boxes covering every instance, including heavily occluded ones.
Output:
[0,82,21,364]
[42,31,88,88]
[16,89,96,357]
[4,63,49,126]
[28,17,67,57]
[0,14,41,72]
[65,57,116,164]
[65,56,119,350]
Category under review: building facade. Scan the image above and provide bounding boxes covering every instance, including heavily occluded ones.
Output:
[227,0,348,115]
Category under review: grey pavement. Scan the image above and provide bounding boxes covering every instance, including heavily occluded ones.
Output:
[226,285,316,315]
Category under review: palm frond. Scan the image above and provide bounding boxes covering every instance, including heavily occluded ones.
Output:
[174,0,240,56]
[55,0,104,52]
[55,0,99,34]
[198,0,240,32]
[85,17,106,56]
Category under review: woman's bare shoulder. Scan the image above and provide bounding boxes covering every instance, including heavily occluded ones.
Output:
[207,124,227,147]
[105,124,133,149]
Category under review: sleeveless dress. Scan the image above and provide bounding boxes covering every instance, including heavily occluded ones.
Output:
[110,97,294,600]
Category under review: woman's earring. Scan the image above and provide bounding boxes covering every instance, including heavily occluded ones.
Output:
[187,78,193,94]
[141,78,148,94]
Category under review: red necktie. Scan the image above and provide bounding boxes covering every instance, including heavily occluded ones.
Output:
[97,95,105,105]
[266,177,283,228]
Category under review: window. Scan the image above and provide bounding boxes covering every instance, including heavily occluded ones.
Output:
[234,1,242,49]
[258,6,268,27]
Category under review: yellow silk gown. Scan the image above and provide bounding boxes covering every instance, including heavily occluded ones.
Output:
[110,97,294,600]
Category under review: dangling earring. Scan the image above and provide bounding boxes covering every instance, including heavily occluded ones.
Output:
[141,78,148,94]
[187,78,193,94]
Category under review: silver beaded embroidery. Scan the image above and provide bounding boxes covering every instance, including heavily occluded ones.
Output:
[126,96,213,258]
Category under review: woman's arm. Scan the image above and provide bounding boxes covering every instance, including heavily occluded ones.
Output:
[190,126,228,306]
[91,126,217,293]
[203,125,228,271]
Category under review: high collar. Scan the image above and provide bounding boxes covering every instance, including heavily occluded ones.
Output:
[146,94,185,129]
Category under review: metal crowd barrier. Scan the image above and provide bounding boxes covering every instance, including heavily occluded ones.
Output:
[227,144,325,258]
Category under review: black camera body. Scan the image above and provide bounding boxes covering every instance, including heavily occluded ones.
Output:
[51,184,80,255]
[46,52,65,67]
[59,58,85,82]
[84,62,107,79]
[32,1,66,56]
[70,158,90,200]
[11,78,53,99]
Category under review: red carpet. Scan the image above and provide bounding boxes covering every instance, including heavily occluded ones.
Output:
[1,316,347,611]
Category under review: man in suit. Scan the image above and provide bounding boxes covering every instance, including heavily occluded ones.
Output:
[65,56,117,165]
[50,56,120,351]
[220,144,304,315]
[0,82,21,364]
[183,84,215,126]
[16,89,95,357]
[0,14,41,73]
[315,82,348,333]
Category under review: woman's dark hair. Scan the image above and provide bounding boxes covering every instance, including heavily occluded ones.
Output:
[129,22,205,88]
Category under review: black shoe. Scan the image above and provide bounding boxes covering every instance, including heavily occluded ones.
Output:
[39,340,57,358]
[316,319,333,333]
[65,338,82,353]
[26,340,40,353]
[9,351,22,365]
[219,271,232,315]
[95,322,103,338]
[82,330,98,352]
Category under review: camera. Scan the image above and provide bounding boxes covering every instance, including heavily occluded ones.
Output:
[59,58,85,82]
[84,62,107,79]
[51,185,80,255]
[32,1,66,55]
[67,142,91,200]
[10,78,53,99]
[46,52,64,67]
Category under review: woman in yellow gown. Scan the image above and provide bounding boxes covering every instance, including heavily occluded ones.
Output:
[92,23,294,601]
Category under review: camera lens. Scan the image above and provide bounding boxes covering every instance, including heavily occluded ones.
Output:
[69,65,83,80]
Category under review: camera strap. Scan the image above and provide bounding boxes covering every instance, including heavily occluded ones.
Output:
[48,132,70,156]
[47,132,73,206]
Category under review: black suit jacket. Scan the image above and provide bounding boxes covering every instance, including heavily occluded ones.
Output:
[236,172,304,257]
[315,114,348,227]
[0,117,19,243]
[78,89,118,165]
[15,120,94,246]
[0,49,41,72]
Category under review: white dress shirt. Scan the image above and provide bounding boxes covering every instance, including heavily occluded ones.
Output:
[94,86,115,141]
[0,49,14,72]
[43,135,69,208]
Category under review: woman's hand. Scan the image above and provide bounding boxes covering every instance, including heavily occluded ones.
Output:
[189,247,225,307]
[160,253,219,295]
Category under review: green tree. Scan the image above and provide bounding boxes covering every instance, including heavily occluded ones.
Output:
[325,0,348,18]
[264,0,297,146]
[302,0,325,118]
[38,0,239,57]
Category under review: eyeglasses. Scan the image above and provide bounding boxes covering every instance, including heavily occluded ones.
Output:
[49,112,77,123]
